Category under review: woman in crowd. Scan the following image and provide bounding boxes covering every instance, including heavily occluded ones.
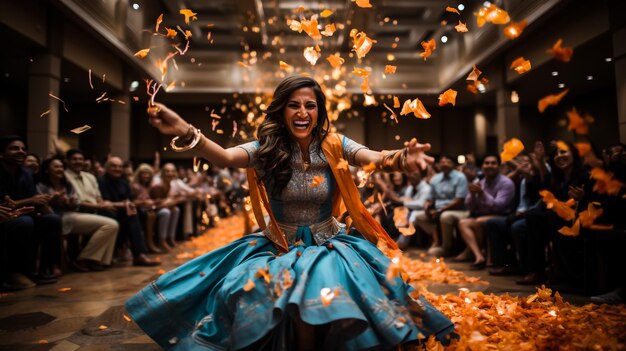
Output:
[36,156,118,272]
[126,76,456,350]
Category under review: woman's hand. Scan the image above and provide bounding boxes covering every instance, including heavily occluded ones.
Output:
[147,103,190,137]
[405,138,434,171]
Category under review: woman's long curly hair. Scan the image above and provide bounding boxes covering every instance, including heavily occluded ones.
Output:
[256,76,330,197]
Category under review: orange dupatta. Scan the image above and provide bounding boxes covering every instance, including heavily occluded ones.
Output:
[247,133,398,253]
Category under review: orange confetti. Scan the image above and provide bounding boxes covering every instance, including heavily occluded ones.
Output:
[538,89,569,113]
[540,190,576,221]
[352,0,373,8]
[352,30,376,59]
[393,96,400,108]
[164,27,177,39]
[157,269,166,275]
[303,46,321,65]
[320,9,334,17]
[386,257,403,281]
[474,4,510,27]
[321,23,336,37]
[400,98,431,119]
[310,175,325,188]
[383,103,398,123]
[500,138,525,163]
[279,61,293,72]
[466,64,482,82]
[547,39,573,62]
[574,142,591,157]
[420,38,436,61]
[48,92,69,112]
[384,65,397,74]
[438,89,457,107]
[70,125,91,134]
[179,9,197,25]
[455,21,468,33]
[38,340,49,344]
[510,56,531,74]
[566,108,593,134]
[243,278,255,291]
[282,269,293,289]
[184,30,192,40]
[249,240,257,246]
[363,162,376,173]
[98,325,108,330]
[398,224,416,236]
[237,61,251,69]
[40,109,51,118]
[199,272,205,277]
[123,314,132,322]
[255,267,272,284]
[352,67,370,77]
[57,287,71,292]
[326,53,344,68]
[446,6,460,15]
[504,20,527,40]
[134,48,150,59]
[320,287,339,306]
[300,16,322,41]
[591,168,624,196]
[155,13,163,32]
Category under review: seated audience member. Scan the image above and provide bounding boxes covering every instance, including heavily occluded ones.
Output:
[37,157,118,271]
[517,141,590,286]
[0,136,60,289]
[378,172,409,239]
[456,153,515,269]
[485,153,543,275]
[98,157,160,266]
[131,163,161,253]
[146,163,181,251]
[603,143,626,182]
[24,153,41,181]
[394,170,431,249]
[414,155,469,257]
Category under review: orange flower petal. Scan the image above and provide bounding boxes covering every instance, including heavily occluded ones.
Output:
[438,89,457,107]
[321,23,336,37]
[400,98,431,119]
[566,108,593,134]
[326,53,345,68]
[420,38,436,61]
[179,9,198,25]
[500,138,525,163]
[352,67,370,77]
[320,9,334,17]
[547,39,573,62]
[243,278,256,291]
[384,65,397,74]
[446,6,460,15]
[503,20,527,40]
[466,65,482,82]
[352,31,377,59]
[393,96,400,108]
[155,13,163,32]
[164,27,177,39]
[474,4,510,27]
[353,0,373,8]
[455,21,468,33]
[537,89,569,113]
[310,175,325,187]
[300,15,322,41]
[303,47,321,65]
[510,56,531,74]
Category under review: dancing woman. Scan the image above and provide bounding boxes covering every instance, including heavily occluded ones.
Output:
[126,76,456,350]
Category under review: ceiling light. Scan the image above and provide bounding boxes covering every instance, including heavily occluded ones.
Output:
[587,75,593,80]
[132,3,140,10]
[63,77,70,83]
[441,35,448,43]
[551,71,558,76]
[458,4,465,11]
[605,57,612,62]
[129,80,139,92]
[558,83,565,88]
[510,90,519,103]
[477,82,486,93]
[457,155,466,165]
[483,1,491,7]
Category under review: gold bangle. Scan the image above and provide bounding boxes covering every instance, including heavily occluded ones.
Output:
[378,149,408,172]
[170,125,202,152]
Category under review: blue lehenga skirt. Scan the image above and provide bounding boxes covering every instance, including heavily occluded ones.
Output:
[125,226,456,350]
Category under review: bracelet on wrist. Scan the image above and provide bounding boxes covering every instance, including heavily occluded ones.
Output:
[170,124,203,152]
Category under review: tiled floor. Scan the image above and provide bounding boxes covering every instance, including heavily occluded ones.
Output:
[0,245,594,350]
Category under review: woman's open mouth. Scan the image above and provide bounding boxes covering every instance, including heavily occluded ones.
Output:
[293,120,310,130]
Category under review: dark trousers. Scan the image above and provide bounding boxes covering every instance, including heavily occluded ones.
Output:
[1,213,61,276]
[101,211,147,257]
[485,216,522,268]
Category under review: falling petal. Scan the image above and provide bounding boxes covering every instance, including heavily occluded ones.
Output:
[466,64,482,81]
[393,96,400,108]
[446,6,460,15]
[303,46,321,65]
[510,56,531,74]
[400,98,431,119]
[40,109,51,118]
[383,102,398,123]
[537,89,568,113]
[566,108,593,134]
[311,175,325,188]
[48,92,69,112]
[155,13,163,32]
[547,39,573,62]
[352,31,377,59]
[164,27,177,38]
[179,9,198,25]
[455,21,468,33]
[300,15,323,41]
[503,20,527,40]
[321,23,336,37]
[474,4,510,27]
[134,48,150,59]
[438,89,457,106]
[420,38,436,61]
[243,278,255,291]
[353,0,373,8]
[384,65,397,74]
[70,125,92,134]
[500,138,525,163]
[320,9,334,17]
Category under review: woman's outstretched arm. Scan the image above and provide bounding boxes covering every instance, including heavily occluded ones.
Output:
[354,138,434,172]
[148,103,250,168]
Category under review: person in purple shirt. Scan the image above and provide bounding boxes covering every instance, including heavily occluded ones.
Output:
[456,153,515,269]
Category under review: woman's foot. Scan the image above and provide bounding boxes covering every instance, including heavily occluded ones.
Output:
[451,251,473,263]
[159,241,172,253]
[166,238,177,248]
[469,258,486,270]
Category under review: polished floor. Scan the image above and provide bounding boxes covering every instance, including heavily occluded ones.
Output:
[0,220,597,351]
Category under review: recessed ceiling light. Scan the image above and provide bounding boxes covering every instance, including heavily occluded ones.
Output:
[510,90,519,103]
[587,75,593,80]
[477,83,486,93]
[4,73,9,78]
[605,57,612,62]
[458,4,465,11]
[129,80,139,92]
[441,35,448,43]
[551,71,559,76]
[558,83,565,88]
[483,1,491,7]
[132,3,140,10]
[63,77,70,83]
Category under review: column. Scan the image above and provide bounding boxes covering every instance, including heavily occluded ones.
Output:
[27,53,61,158]
[110,93,131,161]
[608,0,626,143]
[496,88,521,148]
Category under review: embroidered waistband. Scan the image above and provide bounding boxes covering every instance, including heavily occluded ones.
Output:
[264,217,343,246]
